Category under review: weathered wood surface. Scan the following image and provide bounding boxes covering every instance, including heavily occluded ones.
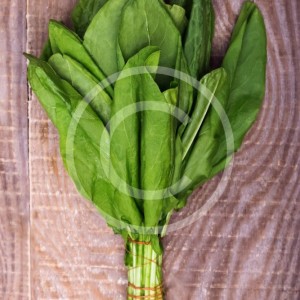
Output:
[0,0,29,299]
[1,0,299,299]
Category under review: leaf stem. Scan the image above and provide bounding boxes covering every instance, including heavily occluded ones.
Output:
[126,235,163,300]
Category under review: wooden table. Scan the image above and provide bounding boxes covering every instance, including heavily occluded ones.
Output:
[1,0,299,299]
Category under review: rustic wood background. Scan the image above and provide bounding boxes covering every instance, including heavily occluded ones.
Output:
[1,0,299,299]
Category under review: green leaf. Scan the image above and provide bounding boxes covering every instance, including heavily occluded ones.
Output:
[48,53,112,124]
[40,39,53,61]
[211,2,267,171]
[161,88,182,215]
[165,4,188,34]
[184,0,215,79]
[110,46,160,227]
[179,68,229,198]
[83,0,128,77]
[174,38,194,119]
[48,20,113,97]
[118,0,181,89]
[163,87,178,107]
[181,68,219,160]
[25,54,118,226]
[71,0,108,38]
[141,85,176,227]
[230,1,257,42]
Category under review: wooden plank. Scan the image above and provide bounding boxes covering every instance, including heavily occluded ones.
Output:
[0,0,29,299]
[26,0,300,299]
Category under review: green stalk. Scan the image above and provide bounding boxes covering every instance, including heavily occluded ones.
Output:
[126,235,163,300]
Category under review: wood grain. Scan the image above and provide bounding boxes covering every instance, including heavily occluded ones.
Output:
[1,0,299,299]
[0,0,29,299]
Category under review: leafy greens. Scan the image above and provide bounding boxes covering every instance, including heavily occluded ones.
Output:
[25,1,267,299]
